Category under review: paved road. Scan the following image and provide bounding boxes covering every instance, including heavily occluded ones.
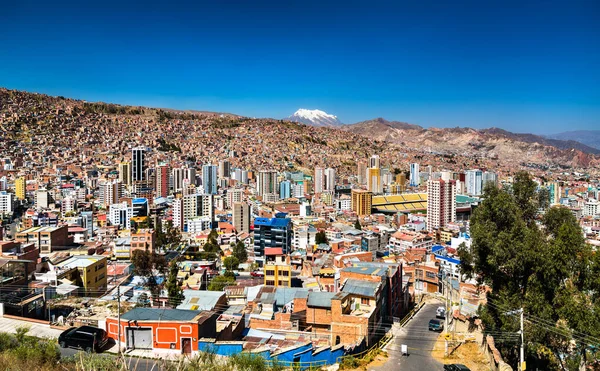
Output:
[373,302,444,371]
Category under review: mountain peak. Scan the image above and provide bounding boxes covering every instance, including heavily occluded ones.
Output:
[288,108,343,127]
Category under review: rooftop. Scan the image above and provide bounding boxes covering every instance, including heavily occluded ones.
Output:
[121,308,202,322]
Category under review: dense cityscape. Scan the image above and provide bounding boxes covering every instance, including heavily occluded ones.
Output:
[0,88,599,371]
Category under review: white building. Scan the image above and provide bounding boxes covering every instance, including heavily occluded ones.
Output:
[0,191,14,213]
[187,216,213,234]
[257,170,278,198]
[465,169,483,196]
[61,196,76,214]
[314,167,325,194]
[584,199,599,217]
[109,202,133,229]
[336,194,351,211]
[410,163,420,187]
[324,168,336,192]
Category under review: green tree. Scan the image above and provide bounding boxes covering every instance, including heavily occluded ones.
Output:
[315,230,328,245]
[354,219,362,230]
[232,240,248,263]
[131,250,168,301]
[208,275,235,291]
[459,173,598,370]
[165,261,185,308]
[223,256,240,271]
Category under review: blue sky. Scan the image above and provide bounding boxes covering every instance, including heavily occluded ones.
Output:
[1,0,598,134]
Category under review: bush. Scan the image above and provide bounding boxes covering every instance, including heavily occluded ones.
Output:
[0,333,17,352]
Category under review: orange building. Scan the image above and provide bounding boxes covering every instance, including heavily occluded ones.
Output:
[106,308,217,354]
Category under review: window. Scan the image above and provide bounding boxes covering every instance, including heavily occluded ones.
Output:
[266,270,275,276]
[281,270,290,277]
[266,280,275,286]
[426,271,436,279]
[361,298,370,305]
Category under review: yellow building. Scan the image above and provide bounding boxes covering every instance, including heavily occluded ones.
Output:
[15,177,26,200]
[351,189,372,216]
[55,256,108,296]
[264,256,292,287]
[367,168,381,194]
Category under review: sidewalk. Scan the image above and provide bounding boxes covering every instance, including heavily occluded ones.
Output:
[0,315,63,339]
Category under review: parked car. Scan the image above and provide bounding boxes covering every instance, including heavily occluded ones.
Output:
[58,326,108,353]
[444,364,471,371]
[251,270,264,277]
[436,306,446,319]
[428,319,444,332]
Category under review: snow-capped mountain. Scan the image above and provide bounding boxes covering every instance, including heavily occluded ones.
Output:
[287,109,343,127]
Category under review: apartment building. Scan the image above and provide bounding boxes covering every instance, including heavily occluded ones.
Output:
[15,225,69,254]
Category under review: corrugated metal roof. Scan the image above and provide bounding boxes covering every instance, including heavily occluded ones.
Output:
[121,308,201,321]
[342,279,379,298]
[307,292,336,308]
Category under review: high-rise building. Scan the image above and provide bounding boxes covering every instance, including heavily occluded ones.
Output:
[465,169,483,196]
[100,180,122,207]
[155,164,170,198]
[0,176,7,192]
[357,161,367,185]
[172,168,185,193]
[253,215,292,262]
[172,197,184,230]
[132,198,149,217]
[202,164,218,195]
[369,155,380,169]
[314,167,325,194]
[396,173,407,191]
[279,180,291,200]
[132,147,146,182]
[233,202,250,234]
[15,177,26,200]
[257,170,278,198]
[482,171,498,190]
[367,168,382,194]
[182,193,214,225]
[61,196,76,214]
[324,168,336,192]
[351,189,373,216]
[410,163,420,187]
[0,191,14,213]
[35,189,50,209]
[118,162,132,186]
[218,160,231,179]
[427,179,456,232]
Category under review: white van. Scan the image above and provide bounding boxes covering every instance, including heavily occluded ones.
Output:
[436,306,446,319]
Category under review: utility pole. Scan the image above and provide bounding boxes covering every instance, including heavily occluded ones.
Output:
[503,308,525,371]
[520,308,525,371]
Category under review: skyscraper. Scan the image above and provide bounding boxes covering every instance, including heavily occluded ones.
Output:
[202,164,218,195]
[132,147,146,182]
[155,164,169,198]
[324,168,336,192]
[253,215,292,262]
[257,170,278,198]
[100,180,123,207]
[118,162,132,186]
[367,167,382,194]
[218,160,231,179]
[427,179,456,232]
[410,163,420,187]
[357,161,367,185]
[351,189,373,216]
[314,167,325,194]
[233,202,250,233]
[172,167,185,193]
[482,171,498,190]
[466,169,483,196]
[279,180,291,200]
[369,155,380,169]
[15,177,26,200]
